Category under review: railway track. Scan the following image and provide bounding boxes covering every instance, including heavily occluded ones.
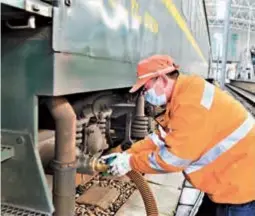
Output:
[226,81,255,117]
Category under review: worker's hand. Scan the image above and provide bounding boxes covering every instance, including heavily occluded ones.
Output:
[100,152,132,177]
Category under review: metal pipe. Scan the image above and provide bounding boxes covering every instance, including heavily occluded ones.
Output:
[47,97,76,216]
[136,93,145,117]
[221,0,232,89]
[216,53,220,81]
[247,8,252,57]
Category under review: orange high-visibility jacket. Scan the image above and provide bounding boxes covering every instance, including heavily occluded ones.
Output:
[127,74,255,204]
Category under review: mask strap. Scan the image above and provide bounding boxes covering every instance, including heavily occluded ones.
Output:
[138,66,176,79]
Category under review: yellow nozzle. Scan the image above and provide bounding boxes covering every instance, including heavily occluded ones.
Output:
[89,157,109,172]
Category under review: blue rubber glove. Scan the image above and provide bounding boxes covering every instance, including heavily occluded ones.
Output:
[100,152,132,177]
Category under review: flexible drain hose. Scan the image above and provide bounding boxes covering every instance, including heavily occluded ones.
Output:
[126,170,159,216]
[93,161,159,216]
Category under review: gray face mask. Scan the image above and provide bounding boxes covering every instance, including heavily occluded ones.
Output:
[144,88,167,106]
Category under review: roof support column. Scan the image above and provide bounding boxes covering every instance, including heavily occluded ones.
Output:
[221,0,232,89]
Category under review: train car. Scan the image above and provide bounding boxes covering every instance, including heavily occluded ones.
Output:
[1,0,211,215]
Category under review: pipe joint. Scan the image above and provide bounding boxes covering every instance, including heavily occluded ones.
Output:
[51,159,77,171]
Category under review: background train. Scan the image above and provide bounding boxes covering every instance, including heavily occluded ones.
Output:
[1,0,211,215]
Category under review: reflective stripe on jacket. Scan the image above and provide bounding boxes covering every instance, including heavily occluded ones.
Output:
[127,74,255,204]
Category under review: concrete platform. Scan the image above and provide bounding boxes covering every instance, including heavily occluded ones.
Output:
[115,173,184,216]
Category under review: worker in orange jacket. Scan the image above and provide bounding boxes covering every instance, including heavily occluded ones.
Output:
[101,55,255,216]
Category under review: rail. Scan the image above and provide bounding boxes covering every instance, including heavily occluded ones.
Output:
[226,81,255,117]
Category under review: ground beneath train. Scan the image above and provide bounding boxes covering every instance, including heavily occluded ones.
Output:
[73,173,184,216]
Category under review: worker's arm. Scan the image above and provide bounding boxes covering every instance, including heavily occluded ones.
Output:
[126,130,163,154]
[128,104,210,174]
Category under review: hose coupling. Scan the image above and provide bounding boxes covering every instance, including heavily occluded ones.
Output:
[89,157,109,173]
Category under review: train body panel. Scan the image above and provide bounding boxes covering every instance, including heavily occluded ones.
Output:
[51,0,210,95]
[1,0,211,95]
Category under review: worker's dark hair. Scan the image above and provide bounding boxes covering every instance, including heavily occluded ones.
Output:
[166,70,179,79]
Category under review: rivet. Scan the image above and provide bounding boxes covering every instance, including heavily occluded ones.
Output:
[32,4,40,12]
[16,136,25,144]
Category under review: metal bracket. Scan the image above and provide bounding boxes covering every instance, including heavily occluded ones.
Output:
[1,145,14,163]
[121,112,134,150]
[6,16,36,29]
[1,130,54,214]
[1,0,52,17]
[111,103,136,118]
[110,103,136,150]
[25,0,52,17]
[1,203,51,216]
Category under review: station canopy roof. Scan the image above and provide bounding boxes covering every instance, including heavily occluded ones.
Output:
[205,0,255,32]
